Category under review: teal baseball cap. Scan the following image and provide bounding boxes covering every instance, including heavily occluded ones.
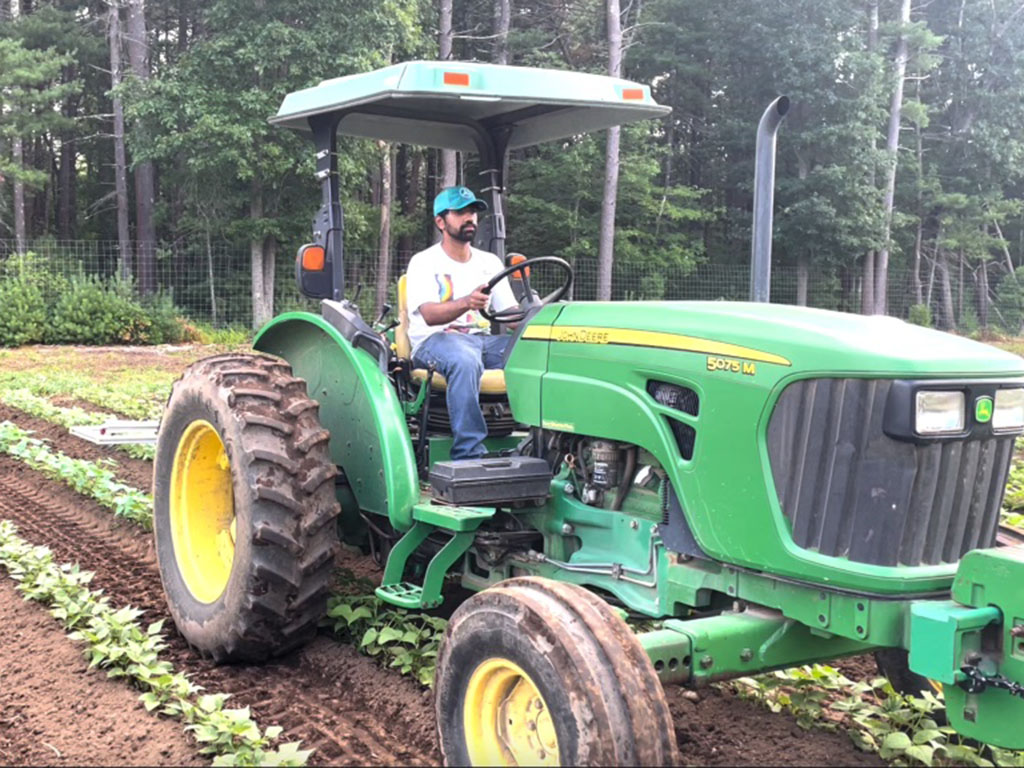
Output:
[433,186,488,217]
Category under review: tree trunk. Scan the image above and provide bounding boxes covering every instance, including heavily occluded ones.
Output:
[796,254,809,306]
[11,0,25,252]
[992,218,1017,283]
[862,0,878,315]
[125,0,157,294]
[108,0,133,281]
[439,0,457,188]
[205,226,218,327]
[911,78,923,305]
[375,142,393,318]
[957,250,964,328]
[795,153,811,306]
[937,250,955,331]
[426,149,438,243]
[12,137,25,252]
[396,144,409,255]
[397,145,421,258]
[493,0,511,65]
[862,252,875,314]
[250,182,270,328]
[977,262,989,330]
[262,234,276,324]
[597,0,623,302]
[874,0,912,315]
[925,249,936,308]
[57,64,78,240]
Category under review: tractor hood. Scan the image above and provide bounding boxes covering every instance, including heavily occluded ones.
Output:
[539,301,1024,378]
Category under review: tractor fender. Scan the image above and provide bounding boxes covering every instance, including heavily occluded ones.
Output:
[254,312,419,531]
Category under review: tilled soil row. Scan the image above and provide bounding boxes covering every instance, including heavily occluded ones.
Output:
[0,457,440,766]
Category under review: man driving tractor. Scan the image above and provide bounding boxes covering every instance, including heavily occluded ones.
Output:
[405,186,518,459]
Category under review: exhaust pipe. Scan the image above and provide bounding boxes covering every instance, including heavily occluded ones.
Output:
[749,96,790,303]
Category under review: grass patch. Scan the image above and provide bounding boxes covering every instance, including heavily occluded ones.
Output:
[0,369,168,420]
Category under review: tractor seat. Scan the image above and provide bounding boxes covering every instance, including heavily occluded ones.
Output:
[396,275,507,395]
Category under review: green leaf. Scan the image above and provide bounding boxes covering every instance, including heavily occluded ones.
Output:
[359,628,378,648]
[880,730,913,758]
[904,744,935,766]
[377,626,403,645]
[848,729,876,752]
[913,728,941,744]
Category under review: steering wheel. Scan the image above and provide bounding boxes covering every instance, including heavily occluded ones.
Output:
[481,256,574,323]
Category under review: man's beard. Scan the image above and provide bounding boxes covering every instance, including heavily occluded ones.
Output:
[446,221,476,243]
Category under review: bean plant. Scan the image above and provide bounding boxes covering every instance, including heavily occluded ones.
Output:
[0,388,155,460]
[0,421,152,528]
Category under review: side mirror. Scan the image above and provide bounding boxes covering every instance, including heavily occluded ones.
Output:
[296,243,333,299]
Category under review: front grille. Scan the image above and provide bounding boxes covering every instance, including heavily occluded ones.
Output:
[767,378,1012,567]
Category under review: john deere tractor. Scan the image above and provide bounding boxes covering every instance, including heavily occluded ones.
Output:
[153,61,1024,765]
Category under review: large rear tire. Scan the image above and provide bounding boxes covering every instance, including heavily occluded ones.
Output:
[153,353,340,662]
[434,577,678,766]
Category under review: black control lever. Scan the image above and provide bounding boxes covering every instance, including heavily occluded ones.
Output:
[375,302,393,327]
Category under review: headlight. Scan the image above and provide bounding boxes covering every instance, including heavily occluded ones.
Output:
[915,390,965,435]
[993,388,1024,431]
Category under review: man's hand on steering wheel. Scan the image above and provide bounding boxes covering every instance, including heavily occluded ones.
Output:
[480,256,574,324]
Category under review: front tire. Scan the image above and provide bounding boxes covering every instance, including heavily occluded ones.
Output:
[434,577,678,766]
[875,649,943,699]
[153,353,340,662]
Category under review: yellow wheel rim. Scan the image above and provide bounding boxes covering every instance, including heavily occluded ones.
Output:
[463,658,559,766]
[169,420,235,603]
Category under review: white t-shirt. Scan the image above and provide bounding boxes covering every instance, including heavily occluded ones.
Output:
[405,243,518,355]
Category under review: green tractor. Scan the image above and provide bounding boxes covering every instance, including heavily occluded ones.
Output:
[153,61,1024,765]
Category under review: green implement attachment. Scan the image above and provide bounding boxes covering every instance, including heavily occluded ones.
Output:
[909,546,1024,749]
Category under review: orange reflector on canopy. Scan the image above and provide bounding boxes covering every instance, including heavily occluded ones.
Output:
[443,71,470,87]
[622,88,644,100]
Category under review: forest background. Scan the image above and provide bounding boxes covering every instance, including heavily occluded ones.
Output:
[2,0,1024,334]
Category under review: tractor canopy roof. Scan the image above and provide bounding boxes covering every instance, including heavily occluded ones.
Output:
[271,60,670,151]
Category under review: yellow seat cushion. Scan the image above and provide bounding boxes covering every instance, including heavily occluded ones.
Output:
[397,274,507,394]
[411,367,507,394]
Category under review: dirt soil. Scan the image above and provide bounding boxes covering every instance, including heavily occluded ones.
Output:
[0,346,885,766]
[0,580,201,766]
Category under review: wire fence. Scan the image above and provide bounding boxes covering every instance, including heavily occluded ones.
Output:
[1,239,1019,335]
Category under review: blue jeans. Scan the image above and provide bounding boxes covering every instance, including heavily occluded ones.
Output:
[413,332,511,460]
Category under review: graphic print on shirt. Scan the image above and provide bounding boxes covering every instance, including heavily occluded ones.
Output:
[435,273,454,302]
